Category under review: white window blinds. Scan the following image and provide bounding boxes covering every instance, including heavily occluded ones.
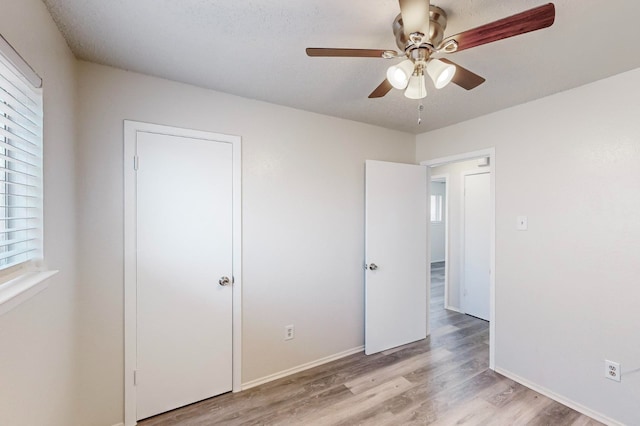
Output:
[0,39,43,271]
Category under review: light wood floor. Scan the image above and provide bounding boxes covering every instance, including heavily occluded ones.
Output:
[139,264,602,425]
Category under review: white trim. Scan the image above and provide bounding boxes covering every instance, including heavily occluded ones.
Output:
[242,346,364,390]
[443,175,450,312]
[124,122,136,426]
[495,367,623,426]
[445,304,462,313]
[0,270,58,316]
[231,134,243,392]
[0,34,41,88]
[421,147,496,370]
[123,121,242,426]
[423,149,493,168]
[425,167,432,337]
[111,423,125,426]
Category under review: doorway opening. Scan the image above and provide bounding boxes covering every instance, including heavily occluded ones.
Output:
[429,175,448,307]
[422,148,495,369]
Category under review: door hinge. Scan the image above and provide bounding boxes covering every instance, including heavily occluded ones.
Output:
[134,370,138,386]
[134,155,139,170]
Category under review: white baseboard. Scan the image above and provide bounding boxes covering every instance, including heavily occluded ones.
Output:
[242,346,364,390]
[445,304,462,313]
[495,367,622,426]
[111,423,125,426]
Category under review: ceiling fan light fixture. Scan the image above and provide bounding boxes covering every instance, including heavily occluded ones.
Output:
[386,59,414,89]
[427,59,456,89]
[404,73,427,99]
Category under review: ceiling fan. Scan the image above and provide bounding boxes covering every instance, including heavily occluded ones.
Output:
[306,1,555,100]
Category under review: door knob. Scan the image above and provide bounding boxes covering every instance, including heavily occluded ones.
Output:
[218,276,231,286]
[368,263,378,271]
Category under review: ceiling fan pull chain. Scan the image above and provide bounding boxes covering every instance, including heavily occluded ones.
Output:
[418,102,424,125]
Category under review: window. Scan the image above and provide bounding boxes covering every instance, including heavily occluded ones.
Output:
[0,36,52,316]
[430,194,443,223]
[0,36,43,274]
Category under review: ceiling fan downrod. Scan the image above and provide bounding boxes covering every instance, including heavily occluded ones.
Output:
[394,5,448,53]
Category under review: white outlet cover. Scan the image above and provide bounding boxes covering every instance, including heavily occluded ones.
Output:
[284,324,294,341]
[605,360,621,382]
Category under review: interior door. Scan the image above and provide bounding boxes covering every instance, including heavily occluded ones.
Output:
[136,132,233,420]
[462,172,491,321]
[365,160,427,355]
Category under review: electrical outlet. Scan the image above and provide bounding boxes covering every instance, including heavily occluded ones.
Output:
[605,360,621,382]
[284,324,294,341]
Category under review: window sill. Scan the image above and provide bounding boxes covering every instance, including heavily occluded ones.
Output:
[0,270,59,316]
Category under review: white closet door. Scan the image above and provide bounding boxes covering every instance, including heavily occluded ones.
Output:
[136,132,233,420]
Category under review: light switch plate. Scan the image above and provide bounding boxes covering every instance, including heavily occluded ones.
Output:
[517,216,528,230]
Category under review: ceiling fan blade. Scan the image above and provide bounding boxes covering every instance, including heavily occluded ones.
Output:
[440,59,485,90]
[368,79,393,98]
[441,3,555,53]
[399,0,430,38]
[306,48,390,58]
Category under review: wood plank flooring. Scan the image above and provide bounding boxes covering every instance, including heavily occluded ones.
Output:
[139,264,601,425]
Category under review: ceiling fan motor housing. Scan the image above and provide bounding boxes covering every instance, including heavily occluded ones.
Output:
[393,5,448,52]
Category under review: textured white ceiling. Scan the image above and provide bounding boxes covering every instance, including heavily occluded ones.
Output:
[42,0,640,134]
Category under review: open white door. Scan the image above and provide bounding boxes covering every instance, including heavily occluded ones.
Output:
[462,172,491,321]
[365,160,428,355]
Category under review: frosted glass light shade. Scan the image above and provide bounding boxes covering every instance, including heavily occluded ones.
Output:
[427,59,456,89]
[404,74,427,99]
[386,60,414,90]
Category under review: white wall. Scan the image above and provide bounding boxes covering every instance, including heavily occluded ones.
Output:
[75,61,415,425]
[430,159,485,310]
[6,5,637,424]
[429,181,446,263]
[0,1,79,425]
[417,69,640,425]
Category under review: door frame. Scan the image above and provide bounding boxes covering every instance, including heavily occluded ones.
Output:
[421,148,495,369]
[460,169,490,320]
[123,121,242,426]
